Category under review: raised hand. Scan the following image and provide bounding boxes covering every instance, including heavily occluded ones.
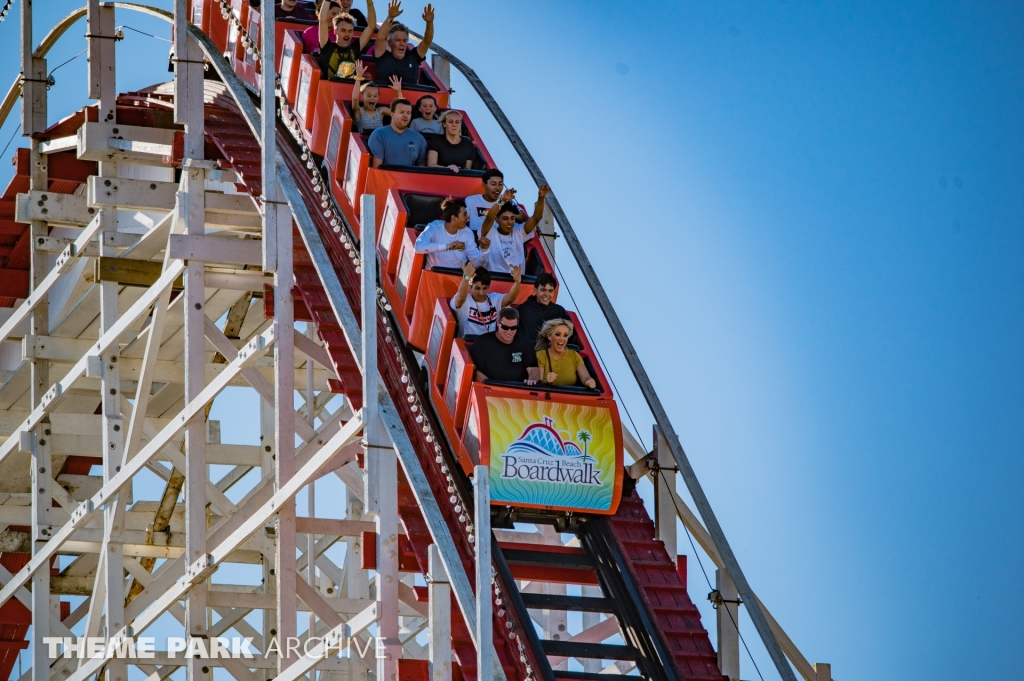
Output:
[510,265,521,283]
[388,75,403,92]
[500,188,516,203]
[422,3,434,22]
[387,0,403,20]
[462,260,476,279]
[538,184,551,198]
[355,59,367,79]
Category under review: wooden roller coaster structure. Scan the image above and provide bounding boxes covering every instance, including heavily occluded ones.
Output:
[0,2,832,681]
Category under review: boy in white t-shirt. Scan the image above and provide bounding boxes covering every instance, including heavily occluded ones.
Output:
[465,168,528,233]
[477,185,550,274]
[414,197,482,269]
[449,262,521,338]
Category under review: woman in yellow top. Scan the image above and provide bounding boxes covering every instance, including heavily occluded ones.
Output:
[535,319,597,389]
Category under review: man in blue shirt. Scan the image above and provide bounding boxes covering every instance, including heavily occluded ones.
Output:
[367,98,426,167]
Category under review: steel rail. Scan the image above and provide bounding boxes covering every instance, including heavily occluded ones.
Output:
[417,35,801,681]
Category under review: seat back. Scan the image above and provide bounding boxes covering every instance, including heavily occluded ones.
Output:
[403,194,445,229]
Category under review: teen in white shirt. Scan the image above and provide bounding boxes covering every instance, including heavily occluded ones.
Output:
[465,168,527,233]
[414,198,482,269]
[477,185,550,274]
[450,262,521,338]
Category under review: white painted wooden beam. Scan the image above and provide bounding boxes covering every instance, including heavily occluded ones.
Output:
[206,211,263,232]
[294,517,375,536]
[38,135,78,154]
[206,192,260,215]
[77,121,177,165]
[716,569,741,681]
[654,425,677,558]
[87,176,178,212]
[429,544,452,681]
[475,465,493,681]
[205,270,271,292]
[15,190,94,225]
[168,234,263,266]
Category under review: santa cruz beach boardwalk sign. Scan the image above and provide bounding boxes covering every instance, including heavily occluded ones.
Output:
[468,390,624,514]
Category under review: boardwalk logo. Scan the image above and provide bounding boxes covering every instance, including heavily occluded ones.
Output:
[486,397,618,511]
[500,417,601,486]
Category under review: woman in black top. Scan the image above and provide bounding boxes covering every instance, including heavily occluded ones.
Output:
[427,110,475,172]
[373,1,434,86]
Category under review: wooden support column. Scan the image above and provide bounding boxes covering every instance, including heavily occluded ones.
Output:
[87,5,128,681]
[654,425,677,558]
[427,545,451,681]
[306,326,317,660]
[174,3,209,680]
[345,474,369,681]
[813,664,832,681]
[580,586,603,673]
[261,1,280,274]
[430,55,451,90]
[273,153,299,669]
[474,465,492,681]
[30,429,52,681]
[361,195,401,681]
[21,1,53,677]
[23,0,48,408]
[260,395,277,681]
[715,569,740,681]
[256,2,299,668]
[538,525,567,671]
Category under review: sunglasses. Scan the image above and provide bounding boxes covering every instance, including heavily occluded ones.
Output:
[498,323,518,331]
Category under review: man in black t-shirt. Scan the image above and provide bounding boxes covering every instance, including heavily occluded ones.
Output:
[318,6,376,79]
[469,308,540,385]
[373,1,434,85]
[516,272,570,343]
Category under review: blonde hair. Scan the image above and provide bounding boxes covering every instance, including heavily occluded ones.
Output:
[535,319,574,351]
[440,109,462,125]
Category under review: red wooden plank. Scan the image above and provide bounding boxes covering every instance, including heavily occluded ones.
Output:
[0,269,29,300]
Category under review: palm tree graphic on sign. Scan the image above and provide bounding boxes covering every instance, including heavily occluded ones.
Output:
[577,430,592,460]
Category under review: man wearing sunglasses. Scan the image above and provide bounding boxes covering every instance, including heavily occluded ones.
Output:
[469,307,540,386]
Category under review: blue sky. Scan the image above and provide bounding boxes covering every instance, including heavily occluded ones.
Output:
[1,1,1021,680]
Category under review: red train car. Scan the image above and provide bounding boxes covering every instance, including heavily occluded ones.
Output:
[234,3,624,514]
